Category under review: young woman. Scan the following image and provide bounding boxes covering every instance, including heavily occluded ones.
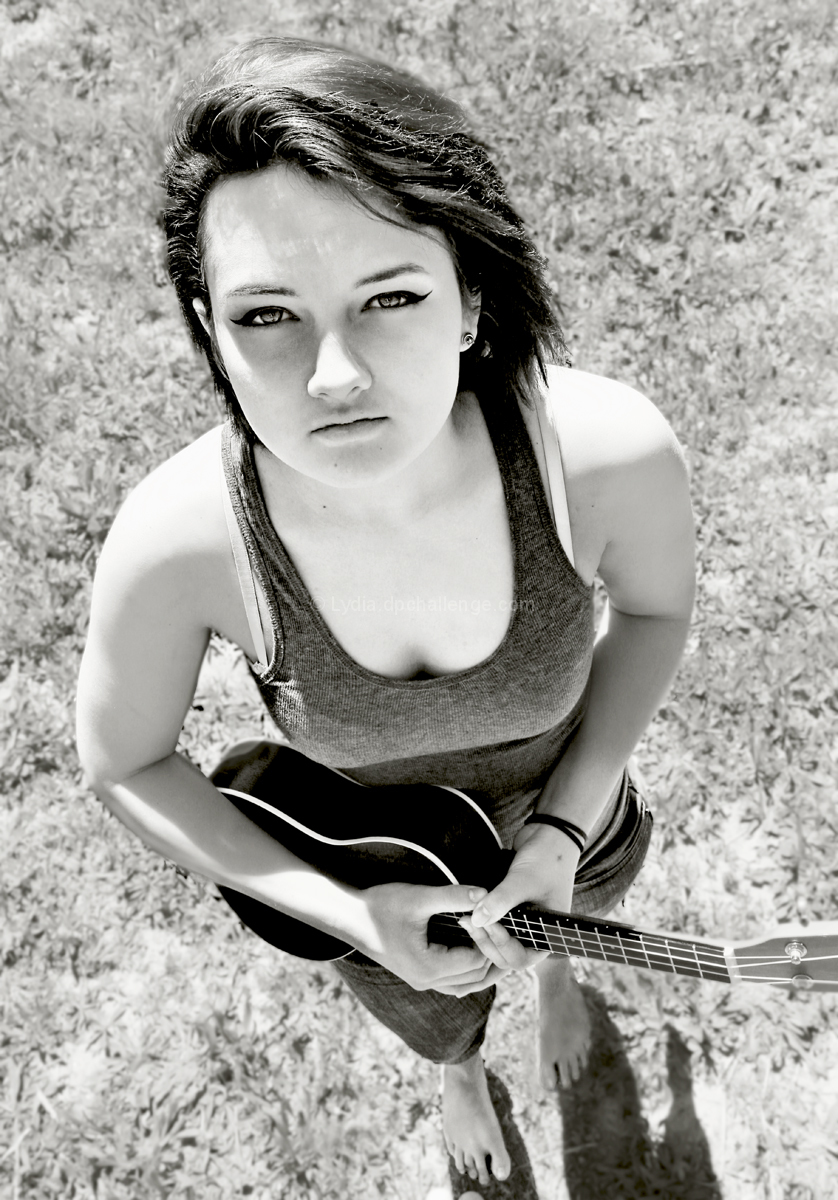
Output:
[76,37,695,1192]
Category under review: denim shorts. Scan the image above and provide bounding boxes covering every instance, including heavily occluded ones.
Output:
[570,770,653,916]
[333,769,653,1063]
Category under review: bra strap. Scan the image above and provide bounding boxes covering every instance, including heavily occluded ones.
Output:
[531,383,576,570]
[220,447,269,672]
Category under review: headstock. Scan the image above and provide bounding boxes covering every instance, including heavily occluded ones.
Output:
[729,921,838,992]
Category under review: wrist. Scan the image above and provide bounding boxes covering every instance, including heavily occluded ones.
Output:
[524,812,588,853]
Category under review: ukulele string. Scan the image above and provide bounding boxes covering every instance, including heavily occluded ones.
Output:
[436,914,838,968]
[435,913,729,972]
[728,954,838,968]
[434,916,824,984]
[498,914,724,964]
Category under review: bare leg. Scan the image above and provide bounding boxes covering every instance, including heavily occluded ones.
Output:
[532,954,591,1090]
[442,1053,511,1188]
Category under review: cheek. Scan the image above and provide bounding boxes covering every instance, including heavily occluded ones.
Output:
[218,327,303,380]
[369,308,462,384]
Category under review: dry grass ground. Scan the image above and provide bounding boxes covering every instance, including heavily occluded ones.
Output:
[1,0,837,1196]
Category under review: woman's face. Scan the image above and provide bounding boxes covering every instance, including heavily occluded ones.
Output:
[196,165,477,488]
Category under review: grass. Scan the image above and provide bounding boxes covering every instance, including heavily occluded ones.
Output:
[1,0,837,1196]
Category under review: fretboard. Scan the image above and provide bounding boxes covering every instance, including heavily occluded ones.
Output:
[430,906,731,984]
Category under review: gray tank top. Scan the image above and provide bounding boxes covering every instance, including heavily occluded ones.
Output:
[221,398,595,847]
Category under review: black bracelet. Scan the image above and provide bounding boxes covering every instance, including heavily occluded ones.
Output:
[524,813,588,854]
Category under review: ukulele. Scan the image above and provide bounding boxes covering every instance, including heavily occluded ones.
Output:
[212,742,838,992]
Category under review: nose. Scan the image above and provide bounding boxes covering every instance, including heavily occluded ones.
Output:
[307,331,371,402]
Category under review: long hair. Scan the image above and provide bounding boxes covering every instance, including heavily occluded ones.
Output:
[162,37,566,433]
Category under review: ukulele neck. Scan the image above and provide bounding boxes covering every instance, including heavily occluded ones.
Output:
[502,907,732,983]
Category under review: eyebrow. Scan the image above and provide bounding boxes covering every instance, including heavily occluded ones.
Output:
[223,263,431,300]
[355,263,430,287]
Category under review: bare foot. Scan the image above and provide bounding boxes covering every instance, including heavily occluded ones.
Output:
[533,955,591,1089]
[442,1054,511,1187]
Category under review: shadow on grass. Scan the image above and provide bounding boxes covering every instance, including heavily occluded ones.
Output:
[557,986,722,1200]
[447,986,721,1200]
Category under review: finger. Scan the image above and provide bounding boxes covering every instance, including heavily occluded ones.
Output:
[434,964,510,996]
[470,873,529,929]
[426,942,490,978]
[415,883,488,918]
[423,949,494,991]
[469,917,552,972]
[459,914,530,971]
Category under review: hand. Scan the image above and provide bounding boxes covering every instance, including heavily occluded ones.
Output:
[462,822,581,972]
[361,881,513,996]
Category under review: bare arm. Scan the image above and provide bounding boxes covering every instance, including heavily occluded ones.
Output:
[535,374,695,833]
[470,372,695,948]
[76,437,489,992]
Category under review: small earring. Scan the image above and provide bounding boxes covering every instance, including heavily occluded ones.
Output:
[461,332,475,348]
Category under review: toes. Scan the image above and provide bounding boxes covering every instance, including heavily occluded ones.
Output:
[540,1060,559,1092]
[558,1049,586,1088]
[491,1151,511,1182]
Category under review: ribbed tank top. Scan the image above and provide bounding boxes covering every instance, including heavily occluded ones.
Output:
[221,398,595,848]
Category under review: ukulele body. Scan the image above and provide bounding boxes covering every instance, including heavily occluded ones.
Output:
[211,740,512,960]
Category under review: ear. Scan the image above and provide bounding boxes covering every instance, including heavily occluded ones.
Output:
[192,298,230,382]
[461,286,481,341]
[192,298,211,337]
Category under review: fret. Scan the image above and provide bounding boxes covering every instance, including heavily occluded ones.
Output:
[545,919,570,955]
[639,932,653,972]
[557,918,588,959]
[690,941,703,978]
[661,936,727,982]
[694,944,729,983]
[614,939,659,971]
[607,926,624,964]
[596,925,630,966]
[593,922,611,964]
[539,916,553,953]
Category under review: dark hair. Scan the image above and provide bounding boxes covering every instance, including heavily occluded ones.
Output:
[162,37,566,433]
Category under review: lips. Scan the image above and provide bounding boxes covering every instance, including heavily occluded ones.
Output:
[314,416,382,432]
[314,415,376,429]
[311,416,387,442]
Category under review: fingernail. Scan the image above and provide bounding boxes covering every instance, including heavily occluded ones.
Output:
[472,905,487,926]
[468,888,486,902]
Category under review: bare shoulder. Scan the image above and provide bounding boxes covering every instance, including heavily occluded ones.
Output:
[106,425,227,567]
[544,365,685,478]
[90,423,238,653]
[541,367,693,598]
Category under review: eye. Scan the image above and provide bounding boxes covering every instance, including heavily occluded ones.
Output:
[231,307,296,327]
[365,290,430,310]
